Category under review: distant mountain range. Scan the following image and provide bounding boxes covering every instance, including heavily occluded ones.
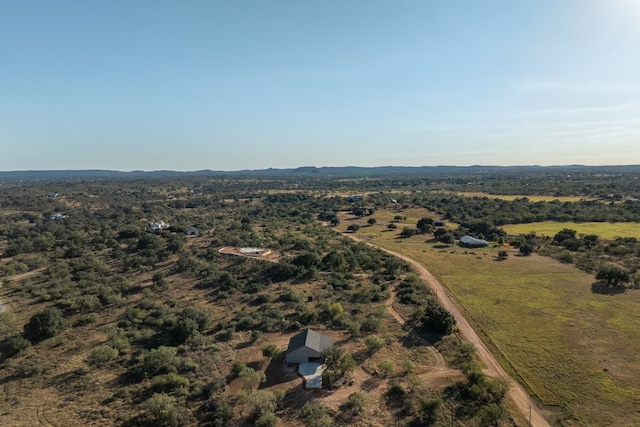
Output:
[1,165,639,182]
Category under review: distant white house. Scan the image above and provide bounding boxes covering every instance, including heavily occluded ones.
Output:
[147,220,170,232]
[49,192,59,198]
[286,329,334,364]
[186,227,199,237]
[50,213,67,220]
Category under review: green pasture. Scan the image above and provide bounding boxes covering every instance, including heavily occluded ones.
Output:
[502,221,640,240]
[339,210,640,425]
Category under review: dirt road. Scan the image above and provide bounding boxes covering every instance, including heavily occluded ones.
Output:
[344,233,550,427]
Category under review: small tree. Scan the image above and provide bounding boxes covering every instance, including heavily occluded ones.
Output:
[596,266,630,287]
[421,300,455,335]
[400,227,416,238]
[496,250,508,261]
[239,367,266,390]
[441,233,455,244]
[321,346,345,371]
[338,353,357,375]
[23,307,67,343]
[519,243,534,256]
[347,224,360,233]
[417,218,434,233]
[367,218,377,226]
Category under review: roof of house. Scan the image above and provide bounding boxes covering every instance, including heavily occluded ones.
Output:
[287,329,333,354]
[460,235,489,246]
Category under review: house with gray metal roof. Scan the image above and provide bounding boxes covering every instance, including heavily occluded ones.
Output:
[285,329,333,364]
[459,235,489,248]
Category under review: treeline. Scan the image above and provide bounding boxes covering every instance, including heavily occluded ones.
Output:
[408,194,640,226]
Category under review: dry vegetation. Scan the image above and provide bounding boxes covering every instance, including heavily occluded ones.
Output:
[0,180,506,427]
[3,168,640,426]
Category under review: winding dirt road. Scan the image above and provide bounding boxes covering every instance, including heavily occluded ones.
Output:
[344,232,550,427]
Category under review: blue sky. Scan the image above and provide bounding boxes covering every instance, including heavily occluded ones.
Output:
[2,0,639,171]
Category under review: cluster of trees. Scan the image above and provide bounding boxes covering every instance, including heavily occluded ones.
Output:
[407,193,640,228]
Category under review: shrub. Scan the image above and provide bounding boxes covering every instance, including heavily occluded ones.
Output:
[151,373,190,394]
[298,401,332,427]
[364,334,385,353]
[348,392,367,415]
[143,346,179,376]
[378,359,395,376]
[87,345,119,367]
[261,343,281,359]
[6,335,31,356]
[15,362,43,377]
[73,294,102,313]
[0,312,16,334]
[417,398,442,424]
[255,412,278,427]
[231,360,247,378]
[144,393,181,426]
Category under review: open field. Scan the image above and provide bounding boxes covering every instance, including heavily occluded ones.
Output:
[502,221,640,240]
[339,208,640,426]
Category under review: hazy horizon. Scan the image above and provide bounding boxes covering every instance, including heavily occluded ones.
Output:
[3,163,640,174]
[2,1,639,171]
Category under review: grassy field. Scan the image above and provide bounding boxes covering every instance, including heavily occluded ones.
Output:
[340,209,640,426]
[502,221,640,240]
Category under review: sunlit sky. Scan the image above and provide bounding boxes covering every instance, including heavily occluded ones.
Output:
[2,0,639,171]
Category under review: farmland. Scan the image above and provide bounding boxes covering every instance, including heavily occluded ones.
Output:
[502,220,640,240]
[338,206,640,426]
